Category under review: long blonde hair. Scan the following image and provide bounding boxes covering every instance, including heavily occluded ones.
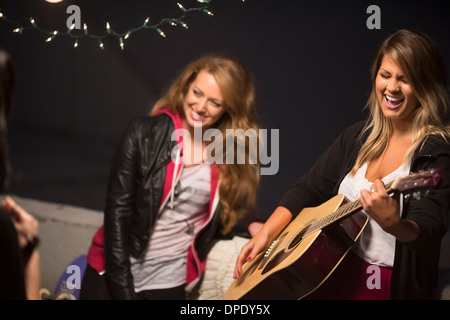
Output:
[151,53,260,234]
[350,29,450,175]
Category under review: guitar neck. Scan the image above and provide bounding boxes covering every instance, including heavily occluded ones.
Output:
[304,181,396,236]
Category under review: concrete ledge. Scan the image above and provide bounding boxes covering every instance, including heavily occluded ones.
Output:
[0,194,103,293]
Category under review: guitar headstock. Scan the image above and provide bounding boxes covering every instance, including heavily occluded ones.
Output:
[389,167,443,193]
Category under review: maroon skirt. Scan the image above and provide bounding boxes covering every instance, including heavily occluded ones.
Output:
[305,250,392,300]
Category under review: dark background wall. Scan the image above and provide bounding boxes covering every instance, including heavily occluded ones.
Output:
[1,0,449,220]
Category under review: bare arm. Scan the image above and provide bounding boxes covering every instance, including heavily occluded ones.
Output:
[1,197,41,299]
[24,249,40,300]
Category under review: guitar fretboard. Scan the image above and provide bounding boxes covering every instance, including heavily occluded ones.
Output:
[303,182,395,237]
[303,199,362,237]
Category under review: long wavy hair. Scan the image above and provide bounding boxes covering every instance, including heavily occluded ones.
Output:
[151,53,260,234]
[350,29,450,175]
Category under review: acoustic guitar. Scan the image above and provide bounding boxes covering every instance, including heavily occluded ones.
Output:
[222,167,443,300]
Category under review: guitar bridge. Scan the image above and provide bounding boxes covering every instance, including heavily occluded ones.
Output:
[258,233,288,270]
[264,240,278,257]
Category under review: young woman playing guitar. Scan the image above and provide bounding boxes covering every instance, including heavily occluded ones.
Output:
[234,29,450,300]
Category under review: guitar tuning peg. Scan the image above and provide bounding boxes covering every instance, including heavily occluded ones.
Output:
[412,191,421,200]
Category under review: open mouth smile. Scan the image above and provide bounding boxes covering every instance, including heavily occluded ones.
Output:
[190,108,207,122]
[385,94,404,109]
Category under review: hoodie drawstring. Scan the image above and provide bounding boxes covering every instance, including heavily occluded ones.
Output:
[170,148,181,209]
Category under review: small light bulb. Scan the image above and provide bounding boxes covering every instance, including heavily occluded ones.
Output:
[144,17,150,27]
[203,9,214,16]
[156,28,166,38]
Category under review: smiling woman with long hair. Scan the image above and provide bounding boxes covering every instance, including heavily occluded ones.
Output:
[351,29,450,177]
[81,53,264,300]
[151,54,261,235]
[234,29,450,300]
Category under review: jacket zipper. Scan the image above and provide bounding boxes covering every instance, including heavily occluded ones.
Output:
[140,149,173,258]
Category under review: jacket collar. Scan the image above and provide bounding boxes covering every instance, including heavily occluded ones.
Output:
[155,107,184,131]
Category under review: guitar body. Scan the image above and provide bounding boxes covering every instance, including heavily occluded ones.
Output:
[222,194,369,300]
[222,167,441,300]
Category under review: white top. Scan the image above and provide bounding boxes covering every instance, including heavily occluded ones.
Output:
[338,161,410,268]
[130,163,211,291]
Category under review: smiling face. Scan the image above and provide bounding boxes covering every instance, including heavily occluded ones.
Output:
[375,54,420,126]
[183,70,226,134]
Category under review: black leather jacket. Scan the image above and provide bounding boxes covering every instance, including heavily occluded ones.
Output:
[104,114,256,299]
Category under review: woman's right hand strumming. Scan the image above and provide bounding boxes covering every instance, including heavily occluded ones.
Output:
[233,206,293,280]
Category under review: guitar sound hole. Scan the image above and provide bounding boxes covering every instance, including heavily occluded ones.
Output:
[261,225,311,275]
[287,223,312,250]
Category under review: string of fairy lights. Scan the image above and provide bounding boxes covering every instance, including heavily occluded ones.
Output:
[0,0,245,50]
